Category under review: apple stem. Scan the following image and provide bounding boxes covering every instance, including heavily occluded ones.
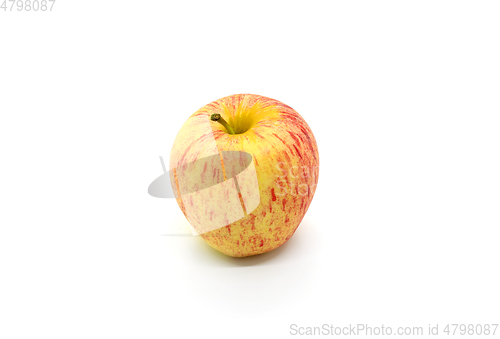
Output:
[210,113,236,135]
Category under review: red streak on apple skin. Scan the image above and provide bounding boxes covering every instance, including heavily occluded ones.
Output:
[178,143,192,166]
[253,131,266,140]
[246,214,257,230]
[271,188,277,201]
[292,144,302,159]
[288,131,301,144]
[282,199,287,211]
[272,133,286,144]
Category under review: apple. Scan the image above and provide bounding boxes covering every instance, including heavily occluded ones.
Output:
[169,94,319,257]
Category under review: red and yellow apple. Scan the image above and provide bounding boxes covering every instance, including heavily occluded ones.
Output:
[169,94,319,257]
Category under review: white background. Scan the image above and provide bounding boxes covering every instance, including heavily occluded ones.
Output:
[1,1,499,338]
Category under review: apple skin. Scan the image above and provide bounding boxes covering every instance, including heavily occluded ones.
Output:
[169,94,319,257]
